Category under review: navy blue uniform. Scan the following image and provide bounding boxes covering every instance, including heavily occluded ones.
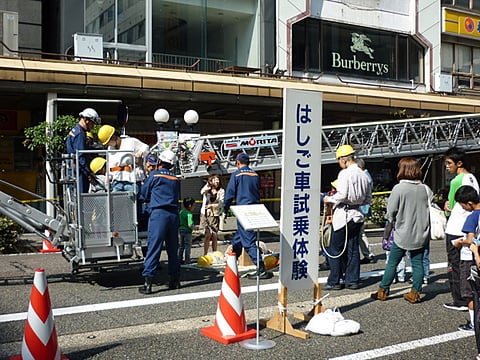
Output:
[140,168,180,279]
[223,166,261,264]
[66,123,89,193]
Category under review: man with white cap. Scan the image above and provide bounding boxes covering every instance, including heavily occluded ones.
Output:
[139,149,181,294]
[66,108,101,193]
[223,152,273,279]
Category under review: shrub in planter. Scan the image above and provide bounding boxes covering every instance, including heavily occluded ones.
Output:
[369,186,390,227]
[0,216,24,253]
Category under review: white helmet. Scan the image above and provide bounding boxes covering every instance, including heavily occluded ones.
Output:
[159,149,176,165]
[79,108,101,124]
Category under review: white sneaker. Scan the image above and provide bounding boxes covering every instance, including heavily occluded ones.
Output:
[443,303,468,311]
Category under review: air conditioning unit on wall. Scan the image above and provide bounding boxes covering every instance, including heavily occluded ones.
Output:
[73,33,103,62]
[433,73,453,93]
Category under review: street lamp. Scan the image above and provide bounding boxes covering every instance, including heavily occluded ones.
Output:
[154,108,199,132]
[153,108,170,130]
[184,109,199,132]
[153,108,200,176]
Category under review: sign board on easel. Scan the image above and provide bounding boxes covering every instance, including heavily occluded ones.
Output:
[230,204,278,231]
[260,88,323,340]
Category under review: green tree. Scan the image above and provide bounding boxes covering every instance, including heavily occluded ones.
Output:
[23,115,78,157]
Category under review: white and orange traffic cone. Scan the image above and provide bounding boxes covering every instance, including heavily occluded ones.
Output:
[201,252,256,344]
[10,268,68,360]
[40,240,61,254]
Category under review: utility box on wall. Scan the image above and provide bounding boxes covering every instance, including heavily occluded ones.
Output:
[434,73,453,93]
[0,11,18,56]
[73,33,103,62]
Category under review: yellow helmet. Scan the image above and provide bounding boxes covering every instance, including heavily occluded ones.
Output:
[335,144,355,159]
[331,179,339,188]
[263,254,279,270]
[90,157,107,174]
[98,125,115,145]
[197,254,214,267]
[86,132,94,140]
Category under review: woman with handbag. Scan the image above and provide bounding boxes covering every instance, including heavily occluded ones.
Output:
[371,157,431,303]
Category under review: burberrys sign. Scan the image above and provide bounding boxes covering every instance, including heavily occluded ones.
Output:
[331,32,389,76]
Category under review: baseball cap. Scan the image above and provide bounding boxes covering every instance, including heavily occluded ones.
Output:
[236,153,250,161]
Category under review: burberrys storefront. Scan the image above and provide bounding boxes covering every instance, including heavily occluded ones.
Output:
[292,19,424,84]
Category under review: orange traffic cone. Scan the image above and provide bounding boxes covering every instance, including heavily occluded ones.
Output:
[10,268,68,360]
[40,240,61,253]
[201,252,256,344]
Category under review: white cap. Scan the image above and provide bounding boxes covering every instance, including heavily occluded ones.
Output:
[79,108,101,124]
[159,149,176,165]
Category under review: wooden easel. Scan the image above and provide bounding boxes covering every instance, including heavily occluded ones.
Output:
[259,283,325,339]
[294,282,325,322]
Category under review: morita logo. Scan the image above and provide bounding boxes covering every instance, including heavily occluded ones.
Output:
[331,32,389,76]
[223,135,278,150]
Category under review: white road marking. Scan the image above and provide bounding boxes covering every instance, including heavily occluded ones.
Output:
[0,262,448,323]
[329,331,473,360]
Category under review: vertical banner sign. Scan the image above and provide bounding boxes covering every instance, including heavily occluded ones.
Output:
[279,89,322,291]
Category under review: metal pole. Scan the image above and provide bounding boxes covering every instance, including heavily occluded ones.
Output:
[45,93,57,218]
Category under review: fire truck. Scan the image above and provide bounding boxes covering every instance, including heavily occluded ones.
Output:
[1,110,480,273]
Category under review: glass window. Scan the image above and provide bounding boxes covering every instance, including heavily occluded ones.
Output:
[441,0,454,4]
[473,48,480,74]
[455,45,471,73]
[474,0,480,10]
[306,20,319,71]
[409,38,423,82]
[292,20,306,71]
[441,43,453,73]
[454,0,470,8]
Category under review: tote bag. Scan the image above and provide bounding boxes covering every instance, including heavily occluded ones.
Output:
[424,185,447,241]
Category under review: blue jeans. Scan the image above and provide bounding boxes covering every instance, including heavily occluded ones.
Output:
[326,221,362,286]
[381,242,425,292]
[178,230,192,263]
[389,246,430,281]
[112,180,136,193]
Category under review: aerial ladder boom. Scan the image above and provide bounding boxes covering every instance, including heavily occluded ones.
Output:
[0,180,71,246]
[167,113,480,178]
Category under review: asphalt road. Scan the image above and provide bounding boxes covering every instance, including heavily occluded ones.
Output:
[0,231,478,360]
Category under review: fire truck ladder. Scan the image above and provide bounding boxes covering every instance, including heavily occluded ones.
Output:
[166,112,480,178]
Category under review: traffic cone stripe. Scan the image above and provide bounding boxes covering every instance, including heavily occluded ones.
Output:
[201,252,256,344]
[23,323,59,358]
[25,307,56,344]
[10,268,66,360]
[219,286,243,315]
[30,286,52,322]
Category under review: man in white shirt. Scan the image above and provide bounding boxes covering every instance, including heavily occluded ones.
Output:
[323,145,372,290]
[98,125,149,193]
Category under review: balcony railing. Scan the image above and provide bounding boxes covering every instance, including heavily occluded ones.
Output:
[152,53,230,72]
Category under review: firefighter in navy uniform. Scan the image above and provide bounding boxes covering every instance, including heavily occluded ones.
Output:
[223,153,273,279]
[66,108,101,193]
[139,149,181,294]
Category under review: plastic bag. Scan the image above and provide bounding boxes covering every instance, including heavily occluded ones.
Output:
[382,224,394,251]
[306,309,361,336]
